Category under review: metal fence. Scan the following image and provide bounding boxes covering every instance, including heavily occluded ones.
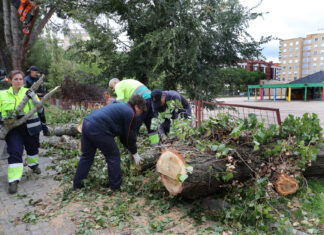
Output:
[51,98,281,127]
[191,100,281,127]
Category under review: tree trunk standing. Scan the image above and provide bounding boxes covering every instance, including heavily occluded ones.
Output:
[2,0,55,70]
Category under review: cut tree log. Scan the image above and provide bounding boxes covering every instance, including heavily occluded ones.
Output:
[140,144,324,198]
[52,123,82,136]
[274,174,299,196]
[152,146,251,198]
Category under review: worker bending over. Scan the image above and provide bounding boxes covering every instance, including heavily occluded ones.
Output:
[73,94,146,190]
[109,78,159,146]
[151,89,191,141]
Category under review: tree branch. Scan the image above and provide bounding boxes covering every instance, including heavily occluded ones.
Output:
[0,78,60,139]
[27,7,55,50]
[2,0,13,50]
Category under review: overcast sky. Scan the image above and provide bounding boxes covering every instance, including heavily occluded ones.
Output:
[241,0,324,63]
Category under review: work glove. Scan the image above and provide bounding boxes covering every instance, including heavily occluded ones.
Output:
[132,153,143,166]
[149,132,160,146]
[26,89,36,98]
[26,90,39,105]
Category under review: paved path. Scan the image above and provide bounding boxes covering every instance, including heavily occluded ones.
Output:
[217,97,324,129]
[0,147,76,235]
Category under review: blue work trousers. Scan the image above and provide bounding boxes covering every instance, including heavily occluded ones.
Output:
[136,98,154,134]
[6,124,39,165]
[73,119,122,190]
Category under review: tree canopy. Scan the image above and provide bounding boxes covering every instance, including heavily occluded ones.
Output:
[69,0,272,99]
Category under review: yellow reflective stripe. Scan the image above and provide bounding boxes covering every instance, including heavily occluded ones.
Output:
[27,155,39,166]
[8,164,23,182]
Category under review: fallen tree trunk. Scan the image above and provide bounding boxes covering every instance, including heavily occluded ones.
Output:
[41,135,80,150]
[52,123,82,136]
[140,144,324,198]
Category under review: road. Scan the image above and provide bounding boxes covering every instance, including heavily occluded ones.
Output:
[216,97,324,129]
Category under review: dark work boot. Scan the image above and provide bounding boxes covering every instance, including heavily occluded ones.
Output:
[8,181,19,194]
[31,165,41,174]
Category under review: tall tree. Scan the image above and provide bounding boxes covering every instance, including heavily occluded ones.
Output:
[76,0,272,100]
[0,0,90,71]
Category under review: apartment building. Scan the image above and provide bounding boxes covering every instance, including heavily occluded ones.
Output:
[237,60,280,80]
[279,32,324,82]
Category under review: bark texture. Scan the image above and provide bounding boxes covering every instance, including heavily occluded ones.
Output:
[52,123,81,136]
[140,144,324,198]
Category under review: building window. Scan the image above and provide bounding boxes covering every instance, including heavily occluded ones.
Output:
[283,49,287,52]
[282,72,286,75]
[295,53,299,57]
[321,57,324,60]
[313,69,317,73]
[321,43,324,47]
[303,58,311,62]
[284,43,287,46]
[304,39,312,44]
[289,60,292,63]
[283,66,286,69]
[314,50,317,55]
[295,47,299,50]
[294,71,297,74]
[302,64,309,68]
[289,54,293,57]
[322,37,324,40]
[313,63,317,67]
[294,77,297,80]
[288,77,292,81]
[315,44,318,48]
[315,38,318,42]
[289,48,293,52]
[295,65,298,69]
[321,63,324,67]
[314,58,318,61]
[289,42,293,46]
[303,46,312,50]
[296,41,299,45]
[289,66,292,69]
[283,54,287,58]
[288,71,292,74]
[295,59,298,63]
[321,50,324,54]
[283,61,286,64]
[282,78,285,81]
[302,70,309,74]
[303,52,311,56]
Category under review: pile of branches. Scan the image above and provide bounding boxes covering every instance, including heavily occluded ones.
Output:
[140,112,323,198]
[61,77,105,102]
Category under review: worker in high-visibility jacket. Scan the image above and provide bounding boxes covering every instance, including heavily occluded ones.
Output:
[109,78,159,146]
[0,70,43,194]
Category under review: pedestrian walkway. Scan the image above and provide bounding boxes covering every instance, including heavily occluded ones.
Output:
[0,147,76,235]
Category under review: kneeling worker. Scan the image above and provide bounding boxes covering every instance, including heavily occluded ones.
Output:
[151,89,191,141]
[73,94,147,190]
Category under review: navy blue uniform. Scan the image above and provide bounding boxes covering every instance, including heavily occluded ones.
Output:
[73,103,138,190]
[153,91,191,136]
[24,75,44,94]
